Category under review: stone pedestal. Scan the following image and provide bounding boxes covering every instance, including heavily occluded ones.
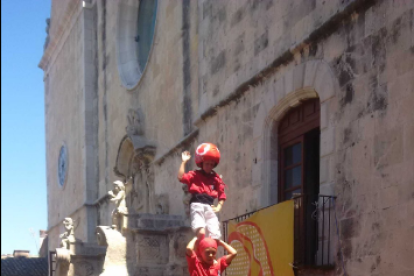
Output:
[54,242,106,276]
[96,226,128,276]
[125,214,192,276]
[55,248,71,276]
[55,214,191,276]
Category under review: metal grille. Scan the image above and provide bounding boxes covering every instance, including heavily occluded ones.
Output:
[49,250,56,276]
[294,194,337,267]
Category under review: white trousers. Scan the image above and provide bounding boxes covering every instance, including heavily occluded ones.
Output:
[190,202,221,239]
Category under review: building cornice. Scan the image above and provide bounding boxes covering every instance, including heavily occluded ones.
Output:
[38,0,82,71]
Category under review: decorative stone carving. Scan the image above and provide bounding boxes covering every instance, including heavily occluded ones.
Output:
[137,236,163,261]
[169,231,188,260]
[60,218,76,250]
[131,172,147,213]
[95,226,128,276]
[130,161,153,214]
[164,228,193,276]
[73,261,94,276]
[125,108,156,154]
[113,109,158,217]
[108,178,132,231]
[155,194,169,214]
[126,108,148,151]
[134,234,169,264]
[126,108,144,136]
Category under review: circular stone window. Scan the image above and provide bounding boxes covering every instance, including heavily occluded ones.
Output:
[57,145,68,188]
[117,0,158,89]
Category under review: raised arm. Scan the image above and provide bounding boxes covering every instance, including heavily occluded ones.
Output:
[186,236,198,256]
[110,190,125,202]
[218,239,237,264]
[177,151,191,181]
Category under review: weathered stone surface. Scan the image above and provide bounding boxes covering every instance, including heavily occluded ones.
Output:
[41,1,414,275]
[96,226,127,276]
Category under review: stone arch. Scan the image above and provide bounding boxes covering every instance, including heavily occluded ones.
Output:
[114,136,135,179]
[252,60,338,207]
[114,135,162,214]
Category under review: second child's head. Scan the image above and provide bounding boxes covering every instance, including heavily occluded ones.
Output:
[198,238,218,265]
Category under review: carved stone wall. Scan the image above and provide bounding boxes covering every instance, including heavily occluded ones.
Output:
[71,257,103,276]
[124,215,190,276]
[130,161,153,214]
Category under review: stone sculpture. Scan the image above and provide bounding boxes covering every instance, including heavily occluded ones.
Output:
[108,177,132,231]
[59,217,76,250]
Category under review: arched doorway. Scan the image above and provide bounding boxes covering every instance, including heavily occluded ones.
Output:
[277,98,320,266]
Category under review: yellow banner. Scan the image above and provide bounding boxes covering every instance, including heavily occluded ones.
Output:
[226,200,294,276]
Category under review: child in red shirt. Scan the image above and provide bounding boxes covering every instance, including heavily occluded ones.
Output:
[186,237,237,276]
[177,143,226,240]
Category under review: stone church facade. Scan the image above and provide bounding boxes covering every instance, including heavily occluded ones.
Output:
[40,0,413,275]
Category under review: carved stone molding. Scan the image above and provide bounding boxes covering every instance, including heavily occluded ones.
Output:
[133,146,156,165]
[73,261,94,276]
[39,0,82,70]
[155,194,169,215]
[113,108,159,216]
[137,235,167,262]
[114,107,157,180]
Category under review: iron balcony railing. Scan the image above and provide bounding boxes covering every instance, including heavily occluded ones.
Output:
[293,194,337,268]
[222,194,337,268]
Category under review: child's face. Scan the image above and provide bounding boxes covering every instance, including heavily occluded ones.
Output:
[202,161,215,173]
[201,247,217,264]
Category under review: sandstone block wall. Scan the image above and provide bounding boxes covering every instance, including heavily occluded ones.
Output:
[41,1,413,274]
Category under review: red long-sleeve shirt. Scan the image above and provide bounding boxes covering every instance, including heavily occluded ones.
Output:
[180,170,227,201]
[186,251,229,276]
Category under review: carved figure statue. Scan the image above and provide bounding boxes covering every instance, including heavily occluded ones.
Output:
[108,177,132,231]
[59,218,76,249]
[126,108,144,136]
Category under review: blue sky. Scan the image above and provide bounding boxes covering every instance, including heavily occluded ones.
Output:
[1,1,51,255]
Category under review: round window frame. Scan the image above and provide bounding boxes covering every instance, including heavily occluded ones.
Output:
[57,144,69,189]
[116,0,159,90]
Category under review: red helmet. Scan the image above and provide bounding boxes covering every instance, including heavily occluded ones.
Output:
[195,143,220,168]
